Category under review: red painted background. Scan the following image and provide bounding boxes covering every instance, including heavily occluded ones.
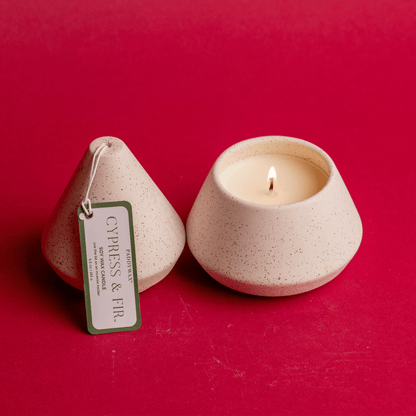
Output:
[1,1,415,415]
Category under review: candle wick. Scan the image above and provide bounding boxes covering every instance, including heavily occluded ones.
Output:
[269,178,274,192]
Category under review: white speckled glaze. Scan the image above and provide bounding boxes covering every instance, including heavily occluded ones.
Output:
[42,137,185,292]
[186,136,363,297]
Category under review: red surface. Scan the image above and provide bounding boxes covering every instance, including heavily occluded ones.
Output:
[1,1,415,415]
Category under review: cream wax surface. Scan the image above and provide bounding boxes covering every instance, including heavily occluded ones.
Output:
[219,154,328,205]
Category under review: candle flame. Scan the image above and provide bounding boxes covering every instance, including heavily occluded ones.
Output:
[268,167,276,181]
[268,167,276,192]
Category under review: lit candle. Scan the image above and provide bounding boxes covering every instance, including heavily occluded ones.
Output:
[187,136,363,297]
[219,154,328,205]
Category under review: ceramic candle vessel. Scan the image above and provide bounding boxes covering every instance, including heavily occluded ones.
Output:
[42,137,186,292]
[186,136,363,297]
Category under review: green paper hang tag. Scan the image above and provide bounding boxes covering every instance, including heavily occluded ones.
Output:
[78,201,141,335]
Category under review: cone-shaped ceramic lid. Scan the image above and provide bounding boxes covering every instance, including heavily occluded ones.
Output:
[42,137,185,292]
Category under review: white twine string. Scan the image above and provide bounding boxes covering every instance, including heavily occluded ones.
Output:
[81,143,109,217]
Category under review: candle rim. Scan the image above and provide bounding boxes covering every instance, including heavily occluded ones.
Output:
[213,136,336,209]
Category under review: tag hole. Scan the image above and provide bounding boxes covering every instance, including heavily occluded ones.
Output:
[79,212,93,221]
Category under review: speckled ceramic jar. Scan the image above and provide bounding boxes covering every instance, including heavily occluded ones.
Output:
[186,136,363,297]
[42,137,185,292]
